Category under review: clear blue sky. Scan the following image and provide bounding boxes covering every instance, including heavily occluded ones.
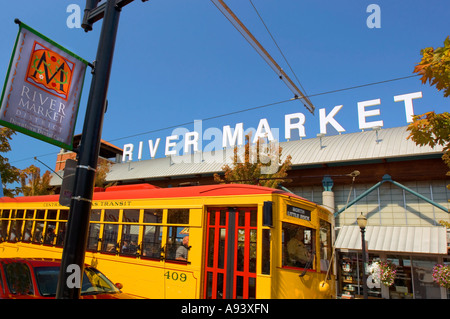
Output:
[0,0,449,175]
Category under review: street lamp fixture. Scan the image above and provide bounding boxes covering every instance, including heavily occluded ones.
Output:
[357,212,367,228]
[357,212,368,299]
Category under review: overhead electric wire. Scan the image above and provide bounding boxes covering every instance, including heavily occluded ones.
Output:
[307,74,420,98]
[210,0,315,113]
[12,74,420,164]
[248,0,309,97]
[108,99,292,143]
[107,74,420,143]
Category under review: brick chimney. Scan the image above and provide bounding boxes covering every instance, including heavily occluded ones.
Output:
[54,134,123,172]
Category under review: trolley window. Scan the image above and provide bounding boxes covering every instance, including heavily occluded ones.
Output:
[36,210,45,220]
[32,210,45,244]
[142,225,162,259]
[101,224,118,253]
[1,210,10,218]
[101,209,119,253]
[59,210,69,220]
[123,209,139,223]
[261,229,271,275]
[120,210,140,256]
[282,222,315,269]
[56,222,66,247]
[320,220,332,272]
[22,220,33,242]
[9,210,24,242]
[8,220,21,242]
[33,221,44,244]
[167,209,189,224]
[119,210,139,256]
[25,210,34,219]
[55,209,69,247]
[120,224,139,256]
[85,209,102,251]
[43,222,56,245]
[16,210,24,219]
[0,210,10,241]
[166,226,190,262]
[86,223,100,251]
[143,209,163,223]
[47,210,57,220]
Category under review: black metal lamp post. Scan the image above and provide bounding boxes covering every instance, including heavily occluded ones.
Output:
[357,212,368,299]
[56,0,147,299]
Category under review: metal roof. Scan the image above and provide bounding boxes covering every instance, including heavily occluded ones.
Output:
[335,225,448,254]
[105,153,225,183]
[279,125,443,165]
[50,126,444,185]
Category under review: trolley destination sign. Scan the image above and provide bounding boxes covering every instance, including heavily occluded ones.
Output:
[286,204,311,222]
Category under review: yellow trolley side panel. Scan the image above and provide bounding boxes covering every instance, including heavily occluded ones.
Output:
[0,184,335,299]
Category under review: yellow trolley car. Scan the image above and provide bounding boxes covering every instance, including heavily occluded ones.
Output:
[0,183,335,299]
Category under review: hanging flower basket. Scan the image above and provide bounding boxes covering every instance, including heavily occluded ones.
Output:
[369,261,397,287]
[379,262,397,286]
[432,264,450,289]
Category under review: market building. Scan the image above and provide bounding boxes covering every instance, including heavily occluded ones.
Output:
[50,125,450,299]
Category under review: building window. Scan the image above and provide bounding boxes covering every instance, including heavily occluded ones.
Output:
[338,252,382,299]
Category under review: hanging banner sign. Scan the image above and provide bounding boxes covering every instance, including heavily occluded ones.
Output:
[0,21,87,150]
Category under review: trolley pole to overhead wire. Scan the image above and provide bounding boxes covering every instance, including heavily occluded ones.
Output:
[56,0,145,299]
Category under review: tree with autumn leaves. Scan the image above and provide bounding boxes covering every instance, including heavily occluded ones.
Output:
[407,36,450,169]
[19,165,53,196]
[0,127,112,197]
[0,127,23,197]
[407,36,450,217]
[214,134,292,188]
[0,127,54,197]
